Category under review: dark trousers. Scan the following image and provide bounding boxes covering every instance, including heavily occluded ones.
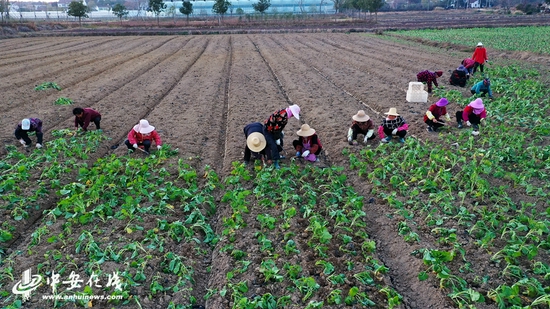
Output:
[15,130,43,145]
[77,116,101,130]
[472,62,484,74]
[351,124,376,141]
[383,127,406,138]
[125,139,151,152]
[425,119,445,130]
[456,111,481,125]
[264,130,283,161]
[470,89,488,97]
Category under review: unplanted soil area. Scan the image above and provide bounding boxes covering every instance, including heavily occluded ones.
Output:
[1,33,548,308]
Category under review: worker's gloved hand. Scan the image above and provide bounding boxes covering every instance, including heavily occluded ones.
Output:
[273,161,280,169]
[276,139,281,146]
[133,144,138,148]
[302,150,310,158]
[19,139,26,145]
[392,128,398,135]
[157,145,162,150]
[466,121,471,127]
[36,143,42,149]
[348,136,353,142]
[296,151,301,157]
[363,136,369,143]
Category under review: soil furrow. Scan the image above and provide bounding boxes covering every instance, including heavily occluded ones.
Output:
[220,36,233,174]
[0,37,92,60]
[0,37,120,74]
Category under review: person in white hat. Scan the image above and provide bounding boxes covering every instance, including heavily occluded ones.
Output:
[243,122,270,166]
[15,118,44,149]
[124,119,162,154]
[472,42,488,76]
[347,110,375,145]
[264,104,300,162]
[293,124,323,162]
[378,108,408,144]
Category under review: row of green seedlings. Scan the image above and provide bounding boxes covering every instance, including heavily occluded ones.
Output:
[0,130,108,246]
[213,161,402,309]
[345,64,550,308]
[34,81,73,105]
[0,151,221,309]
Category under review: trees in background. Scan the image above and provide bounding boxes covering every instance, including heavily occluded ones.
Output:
[212,0,231,20]
[67,0,88,26]
[252,0,271,13]
[147,0,166,26]
[179,1,193,23]
[111,3,129,24]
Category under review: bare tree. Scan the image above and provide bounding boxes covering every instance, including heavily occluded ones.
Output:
[331,0,348,13]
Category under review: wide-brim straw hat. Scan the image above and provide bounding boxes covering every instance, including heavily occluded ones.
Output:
[247,132,266,152]
[297,124,316,137]
[133,119,155,134]
[384,107,399,116]
[352,110,370,122]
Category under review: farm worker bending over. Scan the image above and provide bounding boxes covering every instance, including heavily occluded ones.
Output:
[293,124,323,162]
[379,108,408,144]
[416,70,443,93]
[243,122,270,167]
[73,107,101,132]
[449,66,468,87]
[125,119,162,154]
[264,104,300,162]
[15,118,43,149]
[472,42,489,76]
[456,98,486,135]
[425,98,451,133]
[470,78,493,99]
[347,110,376,145]
[461,58,475,76]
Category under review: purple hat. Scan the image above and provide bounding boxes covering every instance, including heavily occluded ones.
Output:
[435,98,449,107]
[469,98,484,109]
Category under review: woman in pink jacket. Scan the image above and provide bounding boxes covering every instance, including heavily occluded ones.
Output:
[125,119,162,154]
[456,98,487,135]
[472,42,488,76]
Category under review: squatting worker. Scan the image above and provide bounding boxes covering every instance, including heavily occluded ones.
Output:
[416,70,443,93]
[73,107,102,132]
[243,122,271,167]
[15,118,44,149]
[264,104,300,162]
[125,119,162,154]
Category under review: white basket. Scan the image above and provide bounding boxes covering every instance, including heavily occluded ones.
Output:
[406,82,428,103]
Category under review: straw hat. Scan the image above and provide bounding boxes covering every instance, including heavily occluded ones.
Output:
[133,119,155,134]
[477,42,483,47]
[246,132,266,152]
[384,108,399,116]
[296,124,316,137]
[21,119,31,130]
[352,110,370,122]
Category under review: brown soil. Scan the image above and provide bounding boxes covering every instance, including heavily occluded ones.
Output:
[2,14,550,309]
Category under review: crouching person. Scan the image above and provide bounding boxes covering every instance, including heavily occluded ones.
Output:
[379,108,408,144]
[243,122,270,167]
[125,119,162,154]
[456,98,486,135]
[347,110,375,145]
[425,98,451,132]
[293,124,322,162]
[15,118,43,149]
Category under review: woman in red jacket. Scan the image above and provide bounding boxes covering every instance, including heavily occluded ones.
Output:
[472,42,488,76]
[125,119,162,154]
